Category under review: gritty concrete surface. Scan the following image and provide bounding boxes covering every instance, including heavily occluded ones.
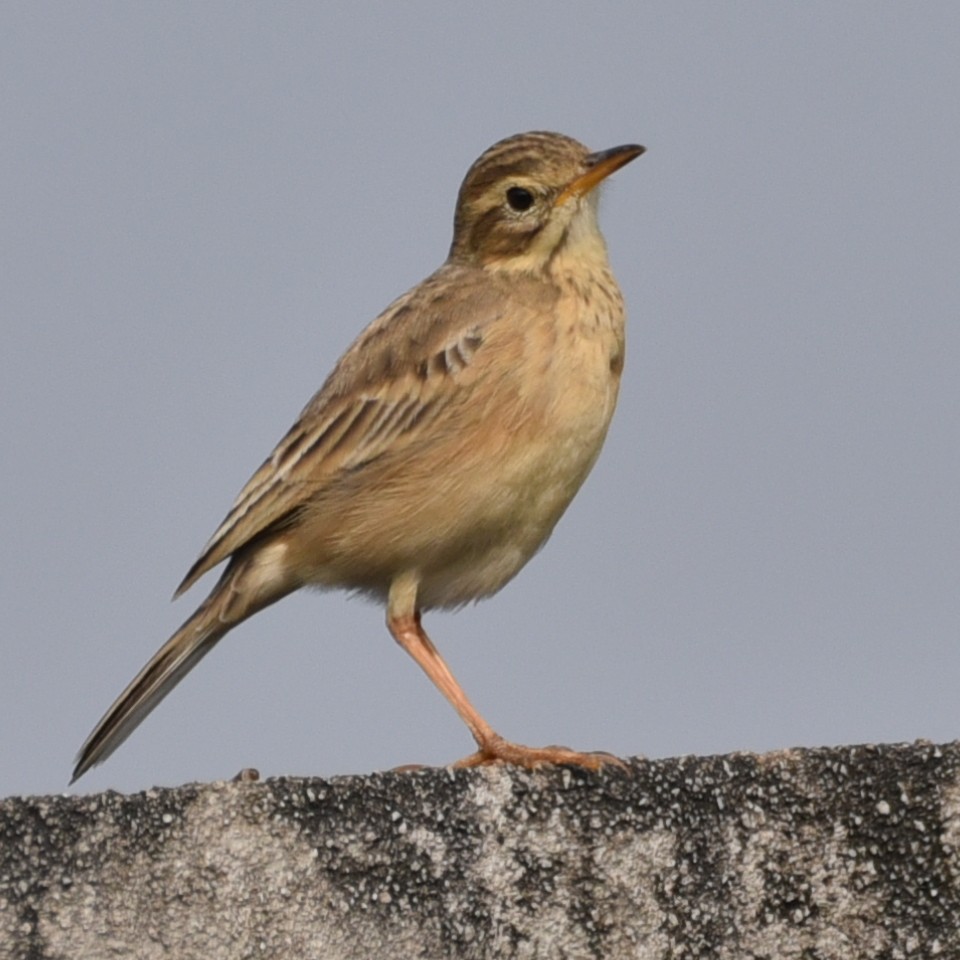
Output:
[2,742,960,959]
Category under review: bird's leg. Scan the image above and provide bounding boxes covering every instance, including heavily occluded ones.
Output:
[387,609,498,749]
[387,606,622,772]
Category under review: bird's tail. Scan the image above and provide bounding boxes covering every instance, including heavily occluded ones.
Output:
[71,555,295,783]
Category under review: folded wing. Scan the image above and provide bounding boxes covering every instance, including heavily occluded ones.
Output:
[174,272,493,597]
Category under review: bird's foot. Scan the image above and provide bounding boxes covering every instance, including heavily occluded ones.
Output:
[454,733,626,771]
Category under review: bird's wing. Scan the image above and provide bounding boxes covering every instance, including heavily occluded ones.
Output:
[174,266,503,597]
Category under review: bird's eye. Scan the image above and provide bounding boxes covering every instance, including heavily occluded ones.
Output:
[505,186,535,212]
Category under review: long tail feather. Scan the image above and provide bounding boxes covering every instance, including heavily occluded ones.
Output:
[72,557,294,782]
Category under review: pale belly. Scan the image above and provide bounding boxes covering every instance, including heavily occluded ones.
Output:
[416,320,623,609]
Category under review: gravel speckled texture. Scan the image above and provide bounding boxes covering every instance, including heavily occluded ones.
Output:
[2,742,960,958]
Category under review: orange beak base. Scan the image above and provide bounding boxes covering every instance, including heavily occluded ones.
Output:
[555,143,645,206]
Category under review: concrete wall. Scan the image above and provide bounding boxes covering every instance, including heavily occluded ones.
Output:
[2,742,959,958]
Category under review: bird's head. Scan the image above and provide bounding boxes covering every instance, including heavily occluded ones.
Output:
[449,131,644,273]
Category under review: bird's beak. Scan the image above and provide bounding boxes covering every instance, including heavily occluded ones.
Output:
[555,143,645,206]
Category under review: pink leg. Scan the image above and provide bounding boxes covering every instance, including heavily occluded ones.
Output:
[388,611,623,771]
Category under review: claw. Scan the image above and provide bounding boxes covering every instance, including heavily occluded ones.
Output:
[453,734,625,771]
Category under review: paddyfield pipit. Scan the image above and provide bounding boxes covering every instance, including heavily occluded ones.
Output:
[72,131,644,782]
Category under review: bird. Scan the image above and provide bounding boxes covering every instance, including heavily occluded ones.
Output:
[72,131,645,783]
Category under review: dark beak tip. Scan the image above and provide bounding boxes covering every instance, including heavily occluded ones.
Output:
[617,143,646,162]
[587,143,646,168]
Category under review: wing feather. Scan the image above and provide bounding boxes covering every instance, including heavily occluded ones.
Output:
[174,264,499,597]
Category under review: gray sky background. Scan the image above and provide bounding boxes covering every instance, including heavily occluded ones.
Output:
[3,4,959,798]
